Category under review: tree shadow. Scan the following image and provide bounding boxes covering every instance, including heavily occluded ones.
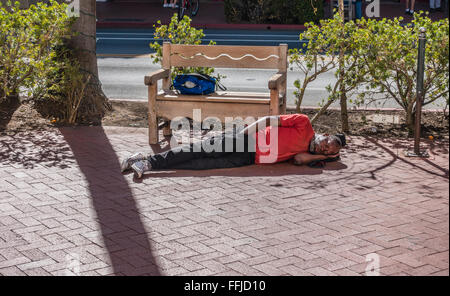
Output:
[0,96,21,131]
[59,126,161,276]
[365,136,449,180]
[0,129,75,169]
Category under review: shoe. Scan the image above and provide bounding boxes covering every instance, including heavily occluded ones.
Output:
[163,3,169,7]
[405,9,410,15]
[131,160,151,179]
[409,10,414,15]
[120,152,146,172]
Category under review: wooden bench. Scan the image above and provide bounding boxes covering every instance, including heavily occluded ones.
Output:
[144,42,288,144]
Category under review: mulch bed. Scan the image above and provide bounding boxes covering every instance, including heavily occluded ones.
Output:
[1,99,448,142]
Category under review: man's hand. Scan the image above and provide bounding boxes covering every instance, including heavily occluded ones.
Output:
[318,153,340,160]
[293,152,340,166]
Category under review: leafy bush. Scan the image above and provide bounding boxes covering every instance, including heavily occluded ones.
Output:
[290,13,368,124]
[33,46,92,124]
[290,12,449,134]
[355,13,449,134]
[1,0,108,125]
[150,14,223,81]
[224,0,323,24]
[0,0,73,102]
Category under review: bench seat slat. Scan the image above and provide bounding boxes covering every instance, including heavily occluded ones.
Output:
[157,90,274,104]
[156,100,271,122]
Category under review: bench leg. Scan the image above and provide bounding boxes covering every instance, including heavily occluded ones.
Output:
[269,89,280,115]
[163,120,172,137]
[148,83,158,145]
[281,81,287,114]
[281,96,287,114]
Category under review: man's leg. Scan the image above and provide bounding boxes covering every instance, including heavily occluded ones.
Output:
[147,134,230,170]
[166,133,256,170]
[133,132,255,176]
[170,151,255,170]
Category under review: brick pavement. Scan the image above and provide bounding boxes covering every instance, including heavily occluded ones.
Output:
[0,126,448,276]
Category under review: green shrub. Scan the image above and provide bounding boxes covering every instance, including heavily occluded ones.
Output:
[150,14,223,81]
[354,13,449,134]
[290,12,449,134]
[0,0,106,125]
[290,13,367,124]
[224,0,323,24]
[33,45,91,124]
[0,0,74,101]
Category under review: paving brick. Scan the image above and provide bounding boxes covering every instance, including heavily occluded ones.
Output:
[0,266,27,276]
[306,266,337,276]
[252,263,285,276]
[430,269,449,276]
[404,264,440,276]
[0,127,447,276]
[17,258,56,271]
[278,264,312,276]
[333,268,362,276]
[23,267,52,276]
[0,257,31,269]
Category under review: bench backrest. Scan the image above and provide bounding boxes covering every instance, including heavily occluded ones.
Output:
[162,42,288,72]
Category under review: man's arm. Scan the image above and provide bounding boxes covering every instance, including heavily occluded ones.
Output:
[239,116,281,135]
[292,152,340,166]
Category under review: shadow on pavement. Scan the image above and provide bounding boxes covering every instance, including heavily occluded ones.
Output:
[132,161,347,180]
[0,129,75,169]
[365,136,449,180]
[59,126,161,276]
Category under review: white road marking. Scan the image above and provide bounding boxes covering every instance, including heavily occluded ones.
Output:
[97,32,300,38]
[97,37,301,43]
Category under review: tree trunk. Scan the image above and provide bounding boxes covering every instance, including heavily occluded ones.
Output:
[67,0,111,124]
[340,88,349,132]
[337,0,349,133]
[338,0,344,18]
[295,84,307,114]
[14,0,111,124]
[406,101,415,137]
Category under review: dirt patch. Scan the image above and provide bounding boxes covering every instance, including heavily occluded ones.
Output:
[101,100,449,140]
[0,99,53,133]
[1,99,449,142]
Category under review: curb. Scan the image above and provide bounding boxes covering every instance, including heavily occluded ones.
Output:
[96,21,306,31]
[108,98,444,113]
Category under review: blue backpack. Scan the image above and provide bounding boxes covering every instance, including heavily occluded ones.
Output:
[173,73,226,95]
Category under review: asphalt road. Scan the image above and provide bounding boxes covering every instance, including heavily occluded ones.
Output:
[98,56,338,108]
[97,28,306,55]
[97,28,445,110]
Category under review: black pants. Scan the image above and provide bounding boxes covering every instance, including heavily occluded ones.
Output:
[147,133,256,170]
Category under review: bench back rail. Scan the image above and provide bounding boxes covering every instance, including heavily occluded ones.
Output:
[164,43,287,71]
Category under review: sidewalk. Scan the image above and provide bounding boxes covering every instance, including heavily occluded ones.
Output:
[0,126,448,275]
[96,0,448,29]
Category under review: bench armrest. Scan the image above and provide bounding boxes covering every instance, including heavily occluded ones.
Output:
[268,72,286,90]
[145,69,170,85]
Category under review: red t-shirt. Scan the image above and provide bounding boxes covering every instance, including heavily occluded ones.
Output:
[254,114,315,164]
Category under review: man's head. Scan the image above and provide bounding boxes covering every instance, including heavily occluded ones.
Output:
[312,134,343,155]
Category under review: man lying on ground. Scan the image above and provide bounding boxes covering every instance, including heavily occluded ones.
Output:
[121,114,345,178]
